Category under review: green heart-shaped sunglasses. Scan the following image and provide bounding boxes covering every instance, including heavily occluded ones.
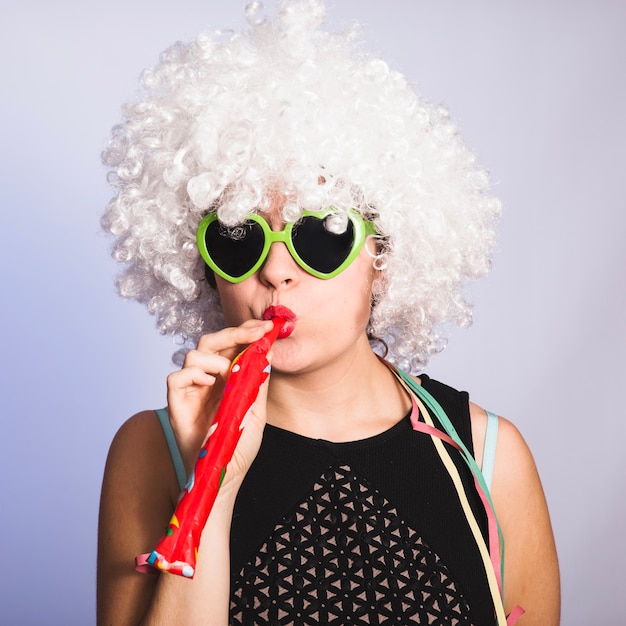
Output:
[196,208,377,283]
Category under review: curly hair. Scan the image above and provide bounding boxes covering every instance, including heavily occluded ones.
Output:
[101,0,501,373]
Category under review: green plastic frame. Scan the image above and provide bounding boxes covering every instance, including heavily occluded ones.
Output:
[196,208,377,283]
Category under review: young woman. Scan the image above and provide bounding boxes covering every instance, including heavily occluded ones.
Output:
[97,1,560,624]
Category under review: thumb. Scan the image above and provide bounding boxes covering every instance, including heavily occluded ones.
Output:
[244,372,270,438]
[227,373,270,481]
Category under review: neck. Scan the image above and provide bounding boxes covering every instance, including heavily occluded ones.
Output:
[267,345,411,442]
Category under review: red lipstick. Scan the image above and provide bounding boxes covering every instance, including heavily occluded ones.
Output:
[262,305,296,338]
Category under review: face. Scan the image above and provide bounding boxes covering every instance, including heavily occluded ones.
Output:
[214,196,378,376]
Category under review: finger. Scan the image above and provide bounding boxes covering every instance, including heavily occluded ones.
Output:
[196,319,274,358]
[182,350,233,380]
[167,365,217,392]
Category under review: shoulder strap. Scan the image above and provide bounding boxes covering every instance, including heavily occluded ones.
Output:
[482,411,499,492]
[384,361,522,624]
[136,409,189,573]
[154,408,188,491]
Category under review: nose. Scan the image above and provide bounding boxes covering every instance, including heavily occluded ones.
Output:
[258,240,300,289]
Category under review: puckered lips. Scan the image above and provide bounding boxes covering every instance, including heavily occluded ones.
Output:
[262,305,296,338]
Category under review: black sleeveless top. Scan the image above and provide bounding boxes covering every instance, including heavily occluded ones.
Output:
[229,376,495,625]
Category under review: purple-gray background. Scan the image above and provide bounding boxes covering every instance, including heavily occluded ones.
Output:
[1,1,624,623]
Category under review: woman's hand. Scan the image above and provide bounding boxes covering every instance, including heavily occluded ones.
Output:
[166,319,275,478]
[97,319,275,626]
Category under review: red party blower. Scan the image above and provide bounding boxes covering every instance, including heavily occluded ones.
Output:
[143,317,286,577]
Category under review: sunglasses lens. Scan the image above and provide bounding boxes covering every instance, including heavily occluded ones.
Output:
[292,215,356,274]
[204,219,265,279]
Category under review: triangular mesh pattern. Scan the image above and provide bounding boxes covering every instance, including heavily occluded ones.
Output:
[231,464,474,625]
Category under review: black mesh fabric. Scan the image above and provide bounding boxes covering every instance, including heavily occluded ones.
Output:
[229,376,495,625]
[231,464,474,625]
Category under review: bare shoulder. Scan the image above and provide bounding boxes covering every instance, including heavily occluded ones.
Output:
[469,403,560,625]
[99,409,181,549]
[97,410,180,625]
[469,402,541,484]
[101,410,181,516]
[104,411,178,490]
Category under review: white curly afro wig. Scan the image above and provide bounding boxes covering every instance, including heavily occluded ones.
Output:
[102,0,501,372]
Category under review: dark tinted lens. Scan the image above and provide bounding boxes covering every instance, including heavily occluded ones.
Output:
[204,220,265,278]
[291,215,355,274]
